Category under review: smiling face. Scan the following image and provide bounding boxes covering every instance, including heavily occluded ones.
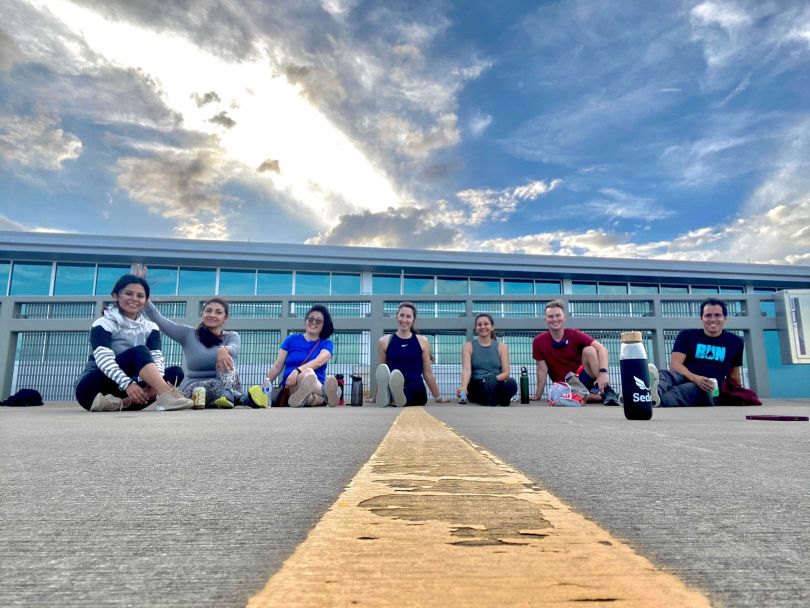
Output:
[201,302,227,333]
[544,305,566,332]
[396,305,416,332]
[112,283,147,319]
[305,310,325,337]
[701,304,726,337]
[475,315,494,339]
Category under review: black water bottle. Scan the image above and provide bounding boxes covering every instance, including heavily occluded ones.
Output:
[620,331,653,420]
[350,375,363,406]
[519,366,530,404]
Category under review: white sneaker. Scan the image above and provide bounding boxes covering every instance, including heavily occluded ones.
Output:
[389,369,407,407]
[288,373,319,407]
[154,389,194,411]
[90,393,123,412]
[648,364,661,407]
[324,376,340,407]
[375,364,391,407]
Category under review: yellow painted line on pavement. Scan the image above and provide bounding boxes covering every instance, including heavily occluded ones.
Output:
[247,407,711,607]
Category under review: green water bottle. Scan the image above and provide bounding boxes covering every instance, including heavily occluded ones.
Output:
[520,366,530,404]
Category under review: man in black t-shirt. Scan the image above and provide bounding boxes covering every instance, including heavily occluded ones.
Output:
[652,298,744,407]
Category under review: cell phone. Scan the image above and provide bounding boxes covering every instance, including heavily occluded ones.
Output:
[745,415,809,421]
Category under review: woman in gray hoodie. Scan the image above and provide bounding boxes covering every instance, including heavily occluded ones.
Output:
[75,274,193,412]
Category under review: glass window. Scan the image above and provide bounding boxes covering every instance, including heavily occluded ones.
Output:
[0,261,10,296]
[147,267,178,296]
[95,266,130,296]
[219,270,256,295]
[372,275,401,294]
[691,286,719,294]
[296,272,329,295]
[331,273,361,295]
[437,277,467,295]
[598,283,628,295]
[535,280,561,294]
[10,262,52,295]
[719,286,745,293]
[470,279,501,295]
[660,285,689,294]
[753,287,777,293]
[760,301,776,317]
[630,284,659,294]
[503,280,533,295]
[571,282,597,295]
[179,268,216,295]
[404,276,434,294]
[257,271,292,295]
[54,264,95,295]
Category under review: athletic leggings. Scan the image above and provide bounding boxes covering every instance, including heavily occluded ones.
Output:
[468,377,518,406]
[75,345,184,410]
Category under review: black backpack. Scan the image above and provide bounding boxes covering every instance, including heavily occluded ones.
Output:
[1,388,44,407]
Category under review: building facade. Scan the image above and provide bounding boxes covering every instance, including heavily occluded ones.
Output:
[1,231,808,402]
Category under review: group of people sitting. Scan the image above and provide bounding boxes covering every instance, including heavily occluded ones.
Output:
[75,272,755,412]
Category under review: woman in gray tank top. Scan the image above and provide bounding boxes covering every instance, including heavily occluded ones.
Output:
[458,314,517,406]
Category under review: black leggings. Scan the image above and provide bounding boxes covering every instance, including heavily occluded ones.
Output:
[404,379,428,406]
[75,346,183,410]
[468,377,518,407]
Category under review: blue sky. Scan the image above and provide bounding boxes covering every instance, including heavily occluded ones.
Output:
[0,0,808,264]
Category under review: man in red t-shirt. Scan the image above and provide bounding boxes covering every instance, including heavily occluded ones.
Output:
[531,299,620,405]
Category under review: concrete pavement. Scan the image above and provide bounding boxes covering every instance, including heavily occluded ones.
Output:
[1,399,808,607]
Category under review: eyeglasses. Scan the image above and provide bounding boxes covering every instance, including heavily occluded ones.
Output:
[306,317,324,325]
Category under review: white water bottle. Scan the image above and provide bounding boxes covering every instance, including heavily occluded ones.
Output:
[262,377,272,406]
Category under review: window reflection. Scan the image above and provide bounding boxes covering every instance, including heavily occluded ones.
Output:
[0,262,9,296]
[437,277,467,295]
[10,262,52,296]
[220,270,256,295]
[372,275,401,294]
[296,272,329,295]
[179,269,216,295]
[95,266,130,296]
[331,274,361,295]
[55,265,95,295]
[147,267,178,296]
[470,279,501,295]
[257,271,292,295]
[404,276,434,295]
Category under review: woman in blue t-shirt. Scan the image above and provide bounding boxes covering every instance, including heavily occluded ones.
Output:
[252,305,338,407]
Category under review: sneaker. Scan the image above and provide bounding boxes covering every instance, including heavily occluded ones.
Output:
[375,364,392,407]
[648,364,661,407]
[154,389,194,411]
[602,385,622,406]
[247,385,269,408]
[288,373,319,407]
[213,396,235,409]
[324,376,340,407]
[389,369,406,407]
[90,393,123,412]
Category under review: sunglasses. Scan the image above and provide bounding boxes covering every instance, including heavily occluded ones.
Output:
[306,316,324,325]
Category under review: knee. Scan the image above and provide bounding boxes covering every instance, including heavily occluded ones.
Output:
[582,346,598,361]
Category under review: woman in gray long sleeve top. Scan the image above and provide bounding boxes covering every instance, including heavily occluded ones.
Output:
[145,298,243,408]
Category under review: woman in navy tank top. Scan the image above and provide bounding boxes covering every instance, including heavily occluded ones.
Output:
[373,302,449,406]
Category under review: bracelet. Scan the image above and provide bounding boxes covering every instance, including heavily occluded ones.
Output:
[295,367,302,373]
[599,368,608,373]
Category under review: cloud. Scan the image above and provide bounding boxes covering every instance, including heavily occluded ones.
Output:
[455,179,562,225]
[115,144,238,238]
[307,204,465,249]
[0,213,27,230]
[0,27,21,71]
[257,158,280,173]
[585,188,675,222]
[468,111,492,138]
[209,111,236,128]
[376,113,460,160]
[192,91,222,107]
[0,112,82,170]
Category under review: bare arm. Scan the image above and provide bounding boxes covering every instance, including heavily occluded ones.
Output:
[420,335,447,402]
[533,359,548,401]
[459,341,472,396]
[726,366,742,385]
[591,339,610,391]
[497,343,511,381]
[265,349,288,384]
[670,351,715,392]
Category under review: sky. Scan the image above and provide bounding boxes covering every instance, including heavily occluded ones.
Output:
[0,0,809,265]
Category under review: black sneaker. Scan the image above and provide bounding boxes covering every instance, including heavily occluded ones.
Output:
[602,385,621,406]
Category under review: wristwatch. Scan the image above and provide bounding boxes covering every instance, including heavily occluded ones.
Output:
[599,368,608,374]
